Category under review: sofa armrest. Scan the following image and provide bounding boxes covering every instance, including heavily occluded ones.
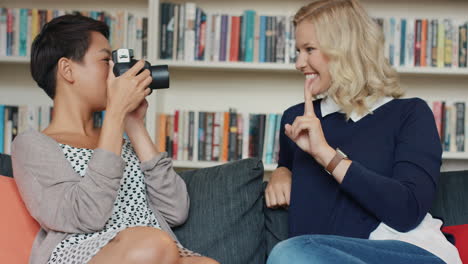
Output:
[430,170,468,226]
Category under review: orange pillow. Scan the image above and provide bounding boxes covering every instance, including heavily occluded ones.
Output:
[0,176,40,263]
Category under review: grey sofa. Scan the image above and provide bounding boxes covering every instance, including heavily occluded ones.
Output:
[174,158,468,264]
[1,156,467,264]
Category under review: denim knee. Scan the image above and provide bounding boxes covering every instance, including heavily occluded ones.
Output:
[267,236,319,264]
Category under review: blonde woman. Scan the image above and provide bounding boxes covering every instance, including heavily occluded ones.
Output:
[265,0,461,263]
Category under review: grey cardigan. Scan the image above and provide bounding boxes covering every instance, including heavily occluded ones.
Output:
[11,129,190,264]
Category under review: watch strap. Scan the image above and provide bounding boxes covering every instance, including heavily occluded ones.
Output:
[325,148,347,174]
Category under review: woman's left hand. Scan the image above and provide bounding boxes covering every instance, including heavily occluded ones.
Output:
[284,79,330,159]
[126,98,148,124]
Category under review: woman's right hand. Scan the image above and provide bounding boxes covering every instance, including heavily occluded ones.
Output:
[265,167,292,208]
[106,59,152,115]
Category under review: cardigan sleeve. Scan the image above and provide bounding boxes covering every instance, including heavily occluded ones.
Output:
[11,130,125,234]
[140,152,189,227]
[340,99,442,232]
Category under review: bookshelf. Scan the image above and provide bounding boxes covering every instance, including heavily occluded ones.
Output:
[1,0,468,172]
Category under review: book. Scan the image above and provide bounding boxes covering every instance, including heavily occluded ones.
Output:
[455,102,465,152]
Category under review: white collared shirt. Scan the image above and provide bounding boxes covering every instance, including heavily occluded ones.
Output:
[320,96,393,122]
[320,96,461,264]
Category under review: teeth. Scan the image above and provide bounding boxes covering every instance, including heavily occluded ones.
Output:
[306,74,318,79]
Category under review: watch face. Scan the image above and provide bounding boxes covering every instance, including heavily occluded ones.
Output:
[336,148,348,158]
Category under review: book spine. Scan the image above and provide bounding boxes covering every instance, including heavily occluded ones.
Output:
[184,3,196,61]
[257,114,266,160]
[443,19,453,67]
[213,14,221,62]
[159,3,168,59]
[236,113,243,160]
[205,112,213,161]
[455,102,465,152]
[265,114,277,164]
[167,4,175,60]
[172,5,179,61]
[276,16,286,63]
[431,19,438,67]
[229,16,240,61]
[6,8,13,56]
[219,14,228,61]
[273,113,282,163]
[259,16,267,63]
[426,18,432,67]
[19,8,28,56]
[400,19,406,66]
[188,111,195,160]
[242,112,250,159]
[421,19,428,67]
[0,8,7,57]
[173,110,179,159]
[228,109,238,161]
[253,14,260,63]
[444,105,451,151]
[221,111,229,162]
[459,24,467,68]
[244,10,256,62]
[437,19,445,68]
[142,17,148,58]
[177,4,185,61]
[239,13,246,61]
[389,18,396,66]
[197,10,206,60]
[415,19,422,67]
[198,111,205,161]
[212,112,221,161]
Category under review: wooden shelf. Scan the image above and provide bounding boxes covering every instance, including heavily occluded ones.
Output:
[0,56,29,63]
[157,60,468,76]
[442,152,468,160]
[3,56,468,76]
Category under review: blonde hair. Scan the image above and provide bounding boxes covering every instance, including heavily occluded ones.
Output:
[294,0,404,117]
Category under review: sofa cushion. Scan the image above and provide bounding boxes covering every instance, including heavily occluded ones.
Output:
[0,154,13,177]
[431,170,468,226]
[174,158,265,264]
[0,175,40,263]
[442,224,468,263]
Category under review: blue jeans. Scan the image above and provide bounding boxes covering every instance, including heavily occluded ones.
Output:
[267,235,445,264]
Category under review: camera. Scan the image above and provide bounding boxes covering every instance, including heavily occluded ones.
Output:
[112,48,170,90]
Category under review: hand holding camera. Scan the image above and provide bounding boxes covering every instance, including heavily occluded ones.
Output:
[106,58,152,116]
[106,48,170,116]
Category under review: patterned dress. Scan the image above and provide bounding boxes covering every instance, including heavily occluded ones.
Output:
[47,139,199,264]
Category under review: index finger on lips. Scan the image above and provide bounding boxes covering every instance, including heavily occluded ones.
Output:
[303,78,316,117]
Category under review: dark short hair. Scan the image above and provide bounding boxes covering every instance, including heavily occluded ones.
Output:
[30,14,109,99]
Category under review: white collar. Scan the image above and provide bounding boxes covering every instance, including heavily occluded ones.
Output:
[320,96,393,122]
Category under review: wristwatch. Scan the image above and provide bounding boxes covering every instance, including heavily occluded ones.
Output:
[325,148,349,175]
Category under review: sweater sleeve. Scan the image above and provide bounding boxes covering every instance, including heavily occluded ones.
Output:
[340,99,442,232]
[277,110,295,171]
[140,152,189,227]
[11,130,125,234]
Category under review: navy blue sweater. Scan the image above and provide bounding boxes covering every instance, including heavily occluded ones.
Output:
[277,98,442,239]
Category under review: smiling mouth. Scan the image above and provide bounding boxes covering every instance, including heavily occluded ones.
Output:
[305,73,318,80]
